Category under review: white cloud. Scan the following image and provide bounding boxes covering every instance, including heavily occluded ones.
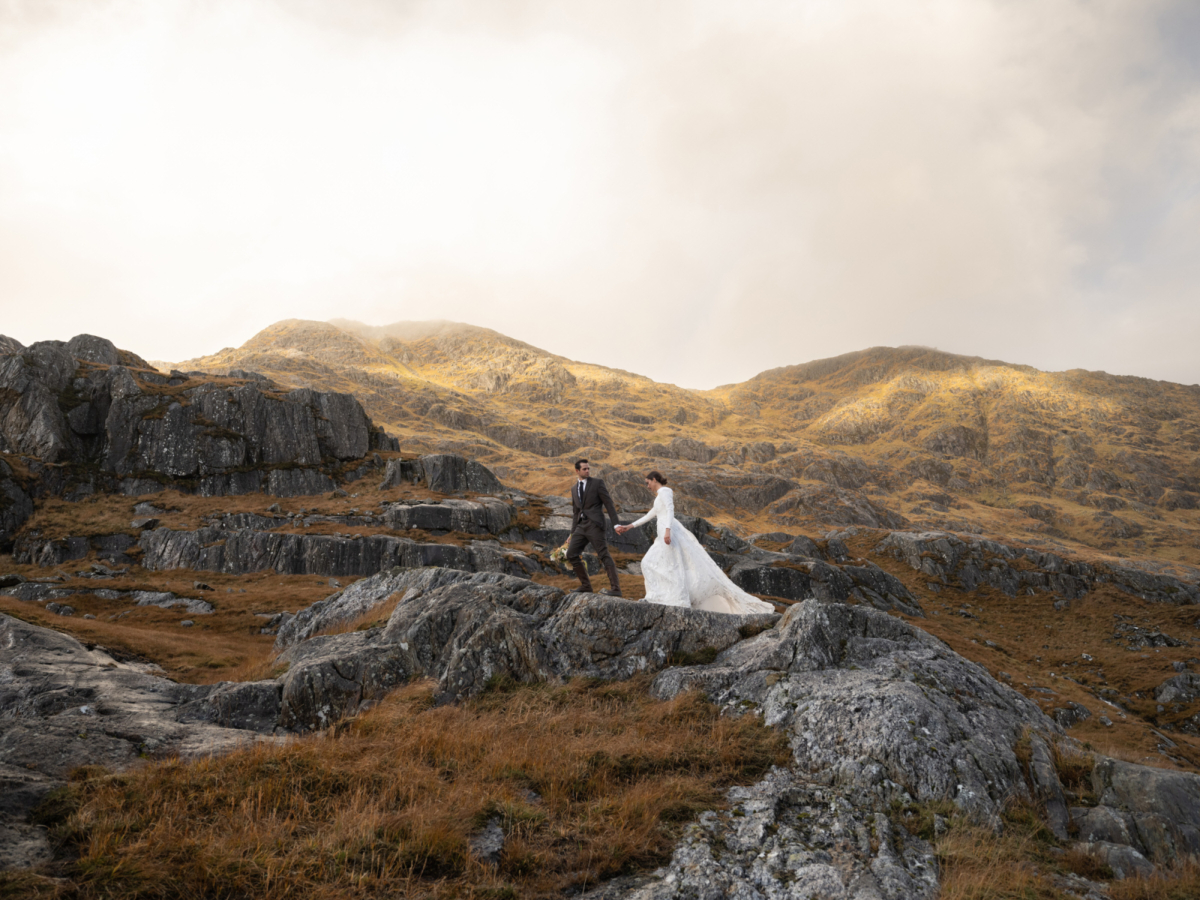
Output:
[0,0,1197,387]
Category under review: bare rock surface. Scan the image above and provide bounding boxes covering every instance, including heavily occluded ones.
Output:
[582,770,939,900]
[876,530,1200,604]
[380,453,504,494]
[1070,757,1200,865]
[275,571,779,728]
[651,600,1057,825]
[137,525,541,579]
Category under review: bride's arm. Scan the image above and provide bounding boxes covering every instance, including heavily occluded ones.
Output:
[661,490,675,544]
[617,506,656,533]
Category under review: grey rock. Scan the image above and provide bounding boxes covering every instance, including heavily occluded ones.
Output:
[651,600,1057,824]
[1028,732,1070,840]
[65,334,121,366]
[0,612,284,862]
[275,571,779,729]
[132,590,214,615]
[44,602,74,616]
[379,453,504,494]
[275,567,482,650]
[1051,701,1092,729]
[469,817,505,866]
[1088,756,1200,863]
[268,468,336,497]
[382,498,513,535]
[0,461,35,551]
[873,530,1200,605]
[1078,841,1155,880]
[138,525,540,580]
[582,769,938,900]
[0,335,25,356]
[1155,672,1200,705]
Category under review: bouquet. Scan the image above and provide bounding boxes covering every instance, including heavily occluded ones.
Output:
[549,544,569,566]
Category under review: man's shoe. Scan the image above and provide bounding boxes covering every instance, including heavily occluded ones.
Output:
[598,588,623,598]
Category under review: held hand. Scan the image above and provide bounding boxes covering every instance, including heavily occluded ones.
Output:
[614,524,628,535]
[664,528,671,546]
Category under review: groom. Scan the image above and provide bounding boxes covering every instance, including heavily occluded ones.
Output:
[567,459,623,597]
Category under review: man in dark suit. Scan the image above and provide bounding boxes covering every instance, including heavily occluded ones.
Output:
[567,458,623,596]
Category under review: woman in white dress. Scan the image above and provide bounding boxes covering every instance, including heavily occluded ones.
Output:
[615,471,776,615]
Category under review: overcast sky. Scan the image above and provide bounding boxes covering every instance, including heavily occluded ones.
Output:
[1,0,1198,389]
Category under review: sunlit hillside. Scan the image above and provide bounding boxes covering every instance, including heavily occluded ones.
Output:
[171,321,1200,571]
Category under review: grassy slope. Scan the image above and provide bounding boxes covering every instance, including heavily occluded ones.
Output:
[171,321,1200,570]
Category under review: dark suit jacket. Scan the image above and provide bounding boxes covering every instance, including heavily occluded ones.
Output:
[571,477,618,533]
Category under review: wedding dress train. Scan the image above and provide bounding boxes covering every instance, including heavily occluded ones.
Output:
[626,487,776,615]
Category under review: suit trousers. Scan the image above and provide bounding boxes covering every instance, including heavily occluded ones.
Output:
[566,520,620,592]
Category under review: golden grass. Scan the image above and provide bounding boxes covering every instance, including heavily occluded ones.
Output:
[1107,860,1200,900]
[9,676,790,900]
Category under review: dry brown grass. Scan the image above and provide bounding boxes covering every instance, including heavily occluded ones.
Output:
[0,562,334,683]
[1107,860,1200,900]
[9,676,790,900]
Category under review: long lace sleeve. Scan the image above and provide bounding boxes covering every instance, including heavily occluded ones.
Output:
[659,488,675,532]
[627,496,659,530]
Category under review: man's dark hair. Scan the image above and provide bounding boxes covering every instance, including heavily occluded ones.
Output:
[575,458,589,471]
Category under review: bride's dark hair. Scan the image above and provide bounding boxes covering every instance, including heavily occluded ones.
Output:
[644,471,668,486]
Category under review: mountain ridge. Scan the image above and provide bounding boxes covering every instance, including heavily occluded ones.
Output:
[166,318,1200,569]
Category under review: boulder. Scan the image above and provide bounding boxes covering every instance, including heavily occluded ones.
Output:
[581,770,939,900]
[1083,757,1200,863]
[651,600,1058,824]
[0,335,24,356]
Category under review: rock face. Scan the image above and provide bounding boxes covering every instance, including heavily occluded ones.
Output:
[1071,758,1200,866]
[275,571,780,728]
[379,453,505,494]
[652,600,1055,825]
[0,460,34,552]
[584,771,939,900]
[137,526,540,579]
[876,530,1200,604]
[0,334,394,507]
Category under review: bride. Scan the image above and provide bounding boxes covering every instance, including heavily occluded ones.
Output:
[615,471,776,615]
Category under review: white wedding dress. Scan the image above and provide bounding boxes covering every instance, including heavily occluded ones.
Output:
[627,487,776,615]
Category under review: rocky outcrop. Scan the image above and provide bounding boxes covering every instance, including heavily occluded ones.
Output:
[276,572,780,728]
[583,771,939,900]
[0,459,33,552]
[0,334,395,507]
[876,530,1200,603]
[1071,757,1200,866]
[0,613,284,867]
[380,453,505,494]
[770,483,909,529]
[0,336,24,356]
[138,526,540,579]
[0,582,214,614]
[652,600,1055,824]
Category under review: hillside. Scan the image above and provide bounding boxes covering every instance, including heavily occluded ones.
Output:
[173,320,1200,571]
[3,330,1200,897]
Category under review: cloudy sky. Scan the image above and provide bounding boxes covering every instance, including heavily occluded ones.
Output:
[1,0,1198,389]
